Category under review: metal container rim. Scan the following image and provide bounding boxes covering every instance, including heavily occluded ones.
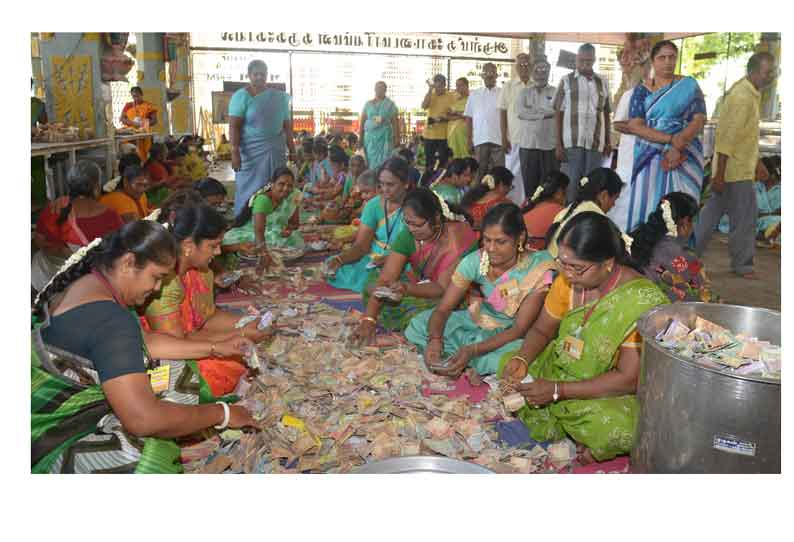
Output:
[637,302,781,386]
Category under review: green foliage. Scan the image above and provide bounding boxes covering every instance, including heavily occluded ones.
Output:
[679,32,760,80]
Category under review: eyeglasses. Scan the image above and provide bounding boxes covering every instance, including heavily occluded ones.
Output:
[405,218,429,230]
[554,256,595,276]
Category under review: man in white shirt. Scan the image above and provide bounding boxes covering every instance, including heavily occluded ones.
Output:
[464,62,504,182]
[553,43,612,202]
[516,58,557,199]
[498,53,531,204]
[606,86,637,232]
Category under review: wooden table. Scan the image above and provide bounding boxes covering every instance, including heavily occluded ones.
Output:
[114,132,153,154]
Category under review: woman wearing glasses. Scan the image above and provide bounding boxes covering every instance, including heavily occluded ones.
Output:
[405,203,555,378]
[500,212,668,464]
[351,187,478,344]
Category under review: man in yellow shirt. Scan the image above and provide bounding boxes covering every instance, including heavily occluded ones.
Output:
[421,74,457,172]
[694,52,777,279]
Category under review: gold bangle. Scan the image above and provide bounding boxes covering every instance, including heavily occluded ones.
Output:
[210,343,217,356]
[361,316,377,325]
[510,355,529,368]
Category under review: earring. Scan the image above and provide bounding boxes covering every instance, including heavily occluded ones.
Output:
[479,250,490,276]
[517,243,525,253]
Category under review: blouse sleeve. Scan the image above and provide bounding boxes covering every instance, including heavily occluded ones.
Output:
[144,275,184,323]
[687,80,708,120]
[450,250,480,289]
[391,228,417,258]
[252,193,274,215]
[88,305,147,383]
[228,90,249,118]
[360,197,382,230]
[543,275,572,320]
[628,85,648,119]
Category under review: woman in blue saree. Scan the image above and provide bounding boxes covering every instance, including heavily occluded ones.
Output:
[229,60,296,217]
[625,40,707,233]
[325,157,411,293]
[359,81,400,170]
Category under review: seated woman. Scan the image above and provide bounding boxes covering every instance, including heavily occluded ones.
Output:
[321,157,369,225]
[223,166,304,253]
[303,138,334,196]
[460,166,514,230]
[718,155,781,245]
[545,167,624,258]
[500,212,668,464]
[32,161,124,292]
[145,204,273,399]
[193,177,229,209]
[311,145,350,203]
[99,164,151,222]
[430,158,475,206]
[343,154,367,203]
[31,220,256,473]
[522,171,569,251]
[144,143,191,207]
[329,169,379,243]
[405,203,556,377]
[215,133,232,160]
[352,187,479,341]
[175,141,209,182]
[325,157,411,293]
[629,192,718,302]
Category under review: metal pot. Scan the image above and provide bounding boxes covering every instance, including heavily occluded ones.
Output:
[354,456,494,474]
[632,303,780,473]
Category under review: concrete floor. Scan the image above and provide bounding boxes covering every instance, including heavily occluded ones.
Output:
[209,161,781,312]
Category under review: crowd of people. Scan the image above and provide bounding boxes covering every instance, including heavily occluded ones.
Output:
[30,46,780,473]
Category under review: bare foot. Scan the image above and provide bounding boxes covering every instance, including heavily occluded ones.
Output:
[579,448,597,465]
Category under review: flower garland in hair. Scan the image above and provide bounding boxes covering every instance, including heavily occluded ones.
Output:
[33,236,104,308]
[661,199,678,237]
[530,186,544,202]
[434,192,462,222]
[482,175,496,190]
[103,176,121,193]
[622,232,634,254]
[579,176,589,187]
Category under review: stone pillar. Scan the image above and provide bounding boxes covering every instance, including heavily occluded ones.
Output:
[135,32,170,136]
[39,32,108,137]
[167,33,193,137]
[758,33,781,120]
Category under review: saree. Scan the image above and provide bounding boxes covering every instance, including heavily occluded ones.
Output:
[144,269,247,399]
[363,98,398,170]
[99,191,150,220]
[122,101,157,162]
[405,249,556,375]
[223,189,305,249]
[465,195,511,230]
[229,88,291,216]
[327,195,407,293]
[447,94,470,159]
[497,276,669,461]
[627,77,707,232]
[644,237,719,303]
[31,310,183,474]
[362,221,479,331]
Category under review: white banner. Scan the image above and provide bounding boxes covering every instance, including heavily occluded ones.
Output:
[190,32,515,60]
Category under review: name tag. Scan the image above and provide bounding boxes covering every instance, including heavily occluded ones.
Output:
[148,365,170,394]
[562,335,584,360]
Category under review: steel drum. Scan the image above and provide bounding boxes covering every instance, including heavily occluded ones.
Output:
[633,303,781,473]
[355,456,494,474]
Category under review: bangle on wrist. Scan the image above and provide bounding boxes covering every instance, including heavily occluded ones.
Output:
[214,401,230,430]
[552,381,560,402]
[210,342,217,356]
[361,316,377,325]
[241,328,246,339]
[510,355,529,368]
[428,335,443,342]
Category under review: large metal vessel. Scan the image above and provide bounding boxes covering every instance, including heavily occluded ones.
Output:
[633,303,780,473]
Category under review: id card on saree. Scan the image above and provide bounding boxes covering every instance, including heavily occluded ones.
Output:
[148,365,170,394]
[562,335,584,360]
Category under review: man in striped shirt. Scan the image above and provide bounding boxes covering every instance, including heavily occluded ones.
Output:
[554,43,612,202]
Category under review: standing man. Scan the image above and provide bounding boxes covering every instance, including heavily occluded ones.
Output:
[694,52,777,279]
[464,63,504,181]
[499,53,532,204]
[421,74,457,171]
[554,43,612,202]
[516,58,557,199]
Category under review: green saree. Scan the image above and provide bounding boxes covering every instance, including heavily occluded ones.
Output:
[498,277,669,461]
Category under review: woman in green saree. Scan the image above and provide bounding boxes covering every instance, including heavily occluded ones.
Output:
[31,221,257,473]
[223,166,304,252]
[500,212,668,463]
[430,158,475,206]
[360,81,400,170]
[351,187,479,341]
[405,203,556,377]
